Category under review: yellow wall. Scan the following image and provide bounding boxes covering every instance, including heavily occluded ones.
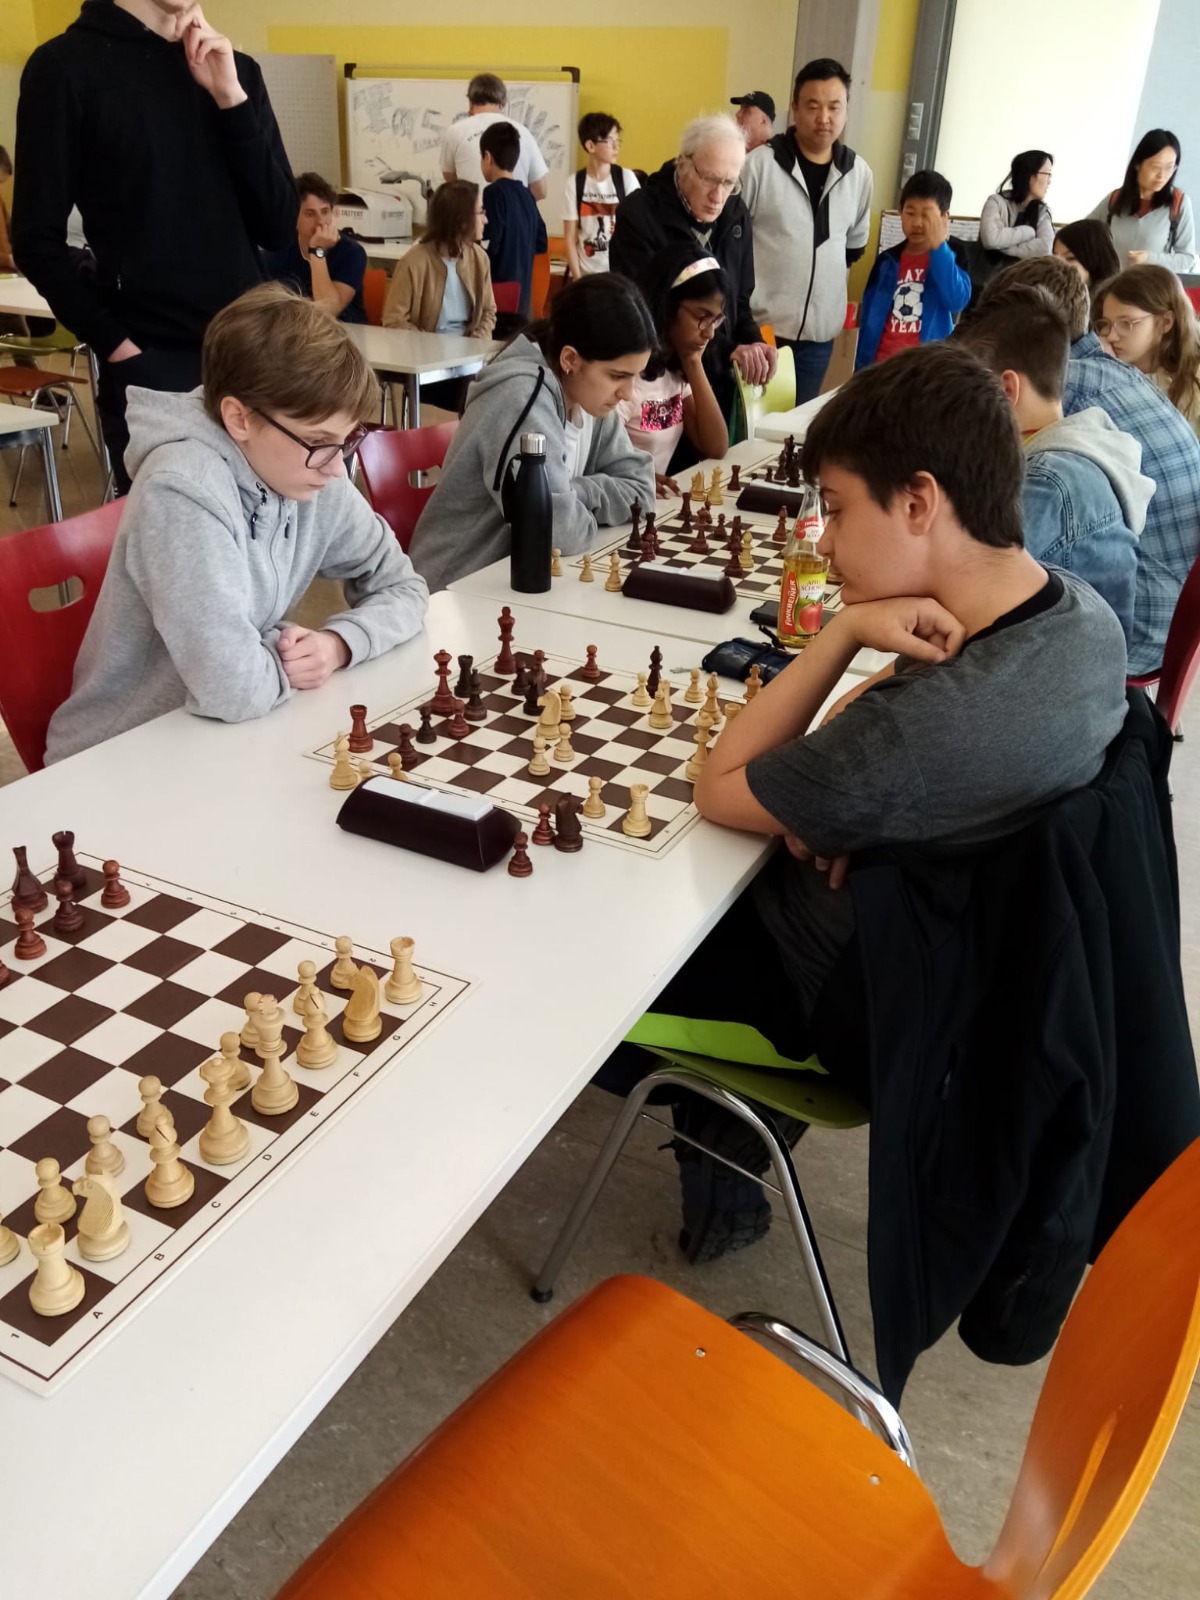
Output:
[851,0,922,300]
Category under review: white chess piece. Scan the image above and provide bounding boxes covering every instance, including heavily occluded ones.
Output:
[72,1172,131,1262]
[385,937,423,1005]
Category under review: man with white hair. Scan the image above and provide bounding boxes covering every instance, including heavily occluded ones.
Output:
[742,58,874,401]
[441,72,549,200]
[611,114,776,448]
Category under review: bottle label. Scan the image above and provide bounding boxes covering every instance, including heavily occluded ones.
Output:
[779,568,828,644]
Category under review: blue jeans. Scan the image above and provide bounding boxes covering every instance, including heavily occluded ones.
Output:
[777,336,834,404]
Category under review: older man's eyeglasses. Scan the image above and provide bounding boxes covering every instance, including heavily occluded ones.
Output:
[685,155,742,196]
[260,413,368,468]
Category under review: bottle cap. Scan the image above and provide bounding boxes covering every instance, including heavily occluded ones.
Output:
[520,433,546,456]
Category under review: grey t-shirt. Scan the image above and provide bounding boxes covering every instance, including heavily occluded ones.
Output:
[745,569,1129,1016]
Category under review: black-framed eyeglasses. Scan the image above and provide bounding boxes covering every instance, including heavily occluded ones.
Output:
[260,413,368,468]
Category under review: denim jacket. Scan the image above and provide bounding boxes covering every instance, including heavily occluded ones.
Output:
[1022,408,1154,648]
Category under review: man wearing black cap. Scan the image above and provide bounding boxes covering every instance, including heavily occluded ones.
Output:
[730,92,775,152]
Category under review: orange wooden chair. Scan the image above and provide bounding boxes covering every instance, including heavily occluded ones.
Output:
[356,423,458,551]
[362,267,388,327]
[0,499,124,771]
[1128,553,1200,733]
[274,1135,1200,1600]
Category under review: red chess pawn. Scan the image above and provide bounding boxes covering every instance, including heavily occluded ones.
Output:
[579,645,602,683]
[445,699,470,739]
[688,529,710,556]
[101,860,131,909]
[52,876,85,936]
[0,951,9,988]
[13,905,46,961]
[495,607,517,676]
[639,533,656,564]
[347,705,372,754]
[531,802,555,846]
[507,832,533,878]
[729,464,741,491]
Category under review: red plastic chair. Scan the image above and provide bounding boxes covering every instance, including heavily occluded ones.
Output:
[493,281,520,315]
[363,267,388,328]
[0,499,124,772]
[1184,286,1200,317]
[1128,554,1200,732]
[357,423,459,552]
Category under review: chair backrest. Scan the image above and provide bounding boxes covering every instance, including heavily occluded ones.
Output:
[984,1135,1200,1598]
[531,251,551,318]
[730,345,797,445]
[1152,552,1200,732]
[0,499,124,772]
[492,281,521,315]
[362,267,388,327]
[357,422,459,552]
[1184,285,1200,316]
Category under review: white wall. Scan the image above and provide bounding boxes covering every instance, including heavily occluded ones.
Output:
[935,0,1160,222]
[1136,0,1200,194]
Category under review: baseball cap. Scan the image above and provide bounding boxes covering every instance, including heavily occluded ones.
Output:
[730,91,776,122]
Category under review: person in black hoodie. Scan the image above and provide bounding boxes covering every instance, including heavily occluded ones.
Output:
[610,114,775,460]
[13,1,296,493]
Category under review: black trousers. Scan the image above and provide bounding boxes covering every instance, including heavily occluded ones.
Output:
[97,346,203,494]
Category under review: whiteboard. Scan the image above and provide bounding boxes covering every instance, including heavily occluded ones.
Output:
[254,54,342,182]
[345,75,578,232]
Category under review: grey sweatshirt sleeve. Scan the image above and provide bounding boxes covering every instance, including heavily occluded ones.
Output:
[574,411,656,526]
[123,474,292,723]
[311,482,430,662]
[979,193,1044,256]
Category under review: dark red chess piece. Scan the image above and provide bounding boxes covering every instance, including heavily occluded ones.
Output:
[445,700,470,739]
[101,860,131,909]
[52,830,89,894]
[773,508,788,544]
[430,650,457,715]
[507,832,533,877]
[639,532,656,564]
[723,545,743,578]
[0,951,9,987]
[579,645,602,683]
[464,670,487,723]
[531,802,555,846]
[630,502,642,538]
[52,876,85,936]
[13,905,46,961]
[688,527,710,556]
[454,654,474,697]
[397,725,418,766]
[11,845,47,913]
[647,647,663,698]
[347,705,372,754]
[679,490,692,529]
[495,607,517,676]
[415,705,437,744]
[729,464,741,491]
[553,796,583,853]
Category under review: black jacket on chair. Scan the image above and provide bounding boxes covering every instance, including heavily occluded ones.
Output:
[838,691,1199,1403]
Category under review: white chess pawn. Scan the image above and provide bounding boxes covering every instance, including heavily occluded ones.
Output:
[33,1157,75,1226]
[528,734,551,776]
[137,1075,166,1138]
[582,776,606,819]
[0,1210,19,1267]
[220,1030,251,1094]
[558,684,577,722]
[294,959,320,1017]
[605,552,623,592]
[296,1005,338,1069]
[684,667,703,705]
[330,935,358,991]
[240,992,262,1051]
[631,672,652,709]
[648,684,673,730]
[553,722,575,764]
[85,1113,125,1178]
[580,553,594,583]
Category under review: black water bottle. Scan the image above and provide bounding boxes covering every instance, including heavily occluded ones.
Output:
[505,432,553,594]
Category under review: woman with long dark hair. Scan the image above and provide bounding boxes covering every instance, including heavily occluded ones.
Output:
[408,273,657,589]
[1089,130,1197,272]
[979,150,1055,259]
[1052,219,1121,288]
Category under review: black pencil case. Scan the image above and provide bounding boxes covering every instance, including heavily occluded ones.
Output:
[701,636,795,685]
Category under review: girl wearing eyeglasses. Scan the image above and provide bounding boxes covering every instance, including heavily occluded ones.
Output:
[979,150,1055,261]
[619,247,730,493]
[1089,130,1197,272]
[1095,264,1200,439]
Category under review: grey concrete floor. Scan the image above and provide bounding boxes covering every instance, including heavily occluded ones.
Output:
[2,368,1198,1598]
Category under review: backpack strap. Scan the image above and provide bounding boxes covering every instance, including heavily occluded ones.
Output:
[575,168,586,217]
[612,163,626,202]
[1106,187,1121,223]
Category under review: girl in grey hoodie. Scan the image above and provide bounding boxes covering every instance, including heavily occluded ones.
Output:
[407,275,657,591]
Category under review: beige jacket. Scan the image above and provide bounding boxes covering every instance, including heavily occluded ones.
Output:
[382,241,496,338]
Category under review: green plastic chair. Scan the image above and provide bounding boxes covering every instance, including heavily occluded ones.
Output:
[729,342,797,446]
[531,1031,867,1365]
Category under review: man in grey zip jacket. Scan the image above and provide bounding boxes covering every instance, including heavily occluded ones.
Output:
[741,58,873,402]
[408,334,655,591]
[46,386,429,763]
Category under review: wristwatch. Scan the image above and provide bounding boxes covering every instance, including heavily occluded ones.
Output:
[311,247,327,260]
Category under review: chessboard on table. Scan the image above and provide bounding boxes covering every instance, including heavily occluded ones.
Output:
[0,855,470,1395]
[309,648,714,858]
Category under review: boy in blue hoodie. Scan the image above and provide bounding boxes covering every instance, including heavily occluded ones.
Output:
[856,170,971,367]
[46,284,428,763]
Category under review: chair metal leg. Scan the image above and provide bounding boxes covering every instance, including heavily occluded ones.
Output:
[39,429,64,522]
[530,1077,660,1304]
[532,1065,850,1367]
[9,446,26,507]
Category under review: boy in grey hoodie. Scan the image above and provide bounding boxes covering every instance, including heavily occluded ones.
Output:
[46,285,428,764]
[408,275,657,592]
[956,285,1152,646]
